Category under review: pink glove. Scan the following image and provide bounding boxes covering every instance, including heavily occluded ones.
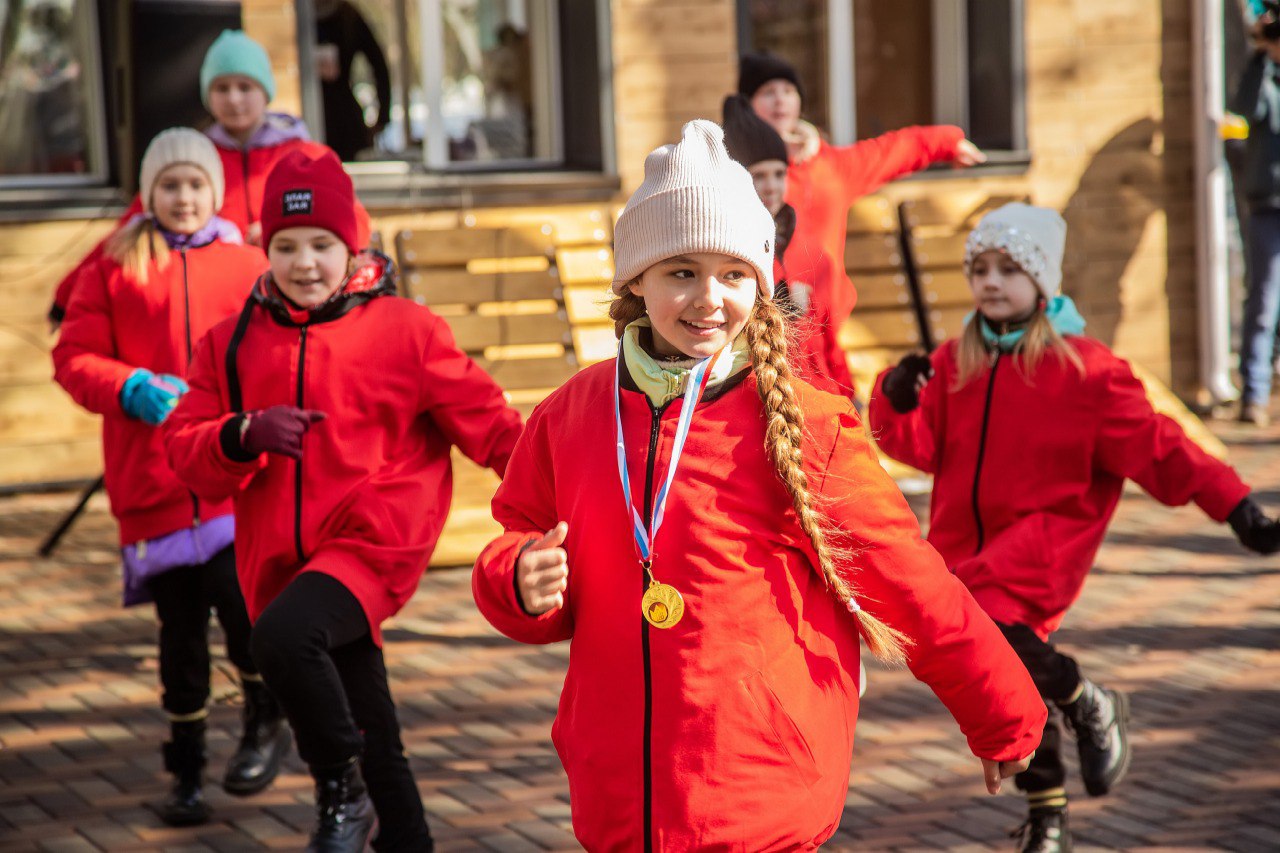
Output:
[241,405,327,461]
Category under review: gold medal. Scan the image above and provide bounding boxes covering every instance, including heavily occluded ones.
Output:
[642,580,685,629]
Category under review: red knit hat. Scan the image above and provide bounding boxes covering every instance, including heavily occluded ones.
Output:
[261,149,360,253]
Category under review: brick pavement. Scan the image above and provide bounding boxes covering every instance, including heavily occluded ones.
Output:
[1,413,1278,852]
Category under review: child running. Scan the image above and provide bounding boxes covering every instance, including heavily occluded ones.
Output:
[472,120,1047,851]
[722,92,852,395]
[869,202,1280,853]
[49,29,368,327]
[164,149,523,852]
[52,128,283,826]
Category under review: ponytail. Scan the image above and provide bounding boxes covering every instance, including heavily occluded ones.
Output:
[104,217,170,285]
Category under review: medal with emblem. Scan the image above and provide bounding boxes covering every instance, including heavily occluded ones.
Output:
[614,342,724,632]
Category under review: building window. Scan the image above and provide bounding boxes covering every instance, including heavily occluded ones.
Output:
[310,0,598,172]
[0,0,108,186]
[739,0,1026,154]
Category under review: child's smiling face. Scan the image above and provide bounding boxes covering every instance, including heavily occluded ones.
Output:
[150,164,215,235]
[268,227,352,308]
[747,159,788,217]
[628,253,758,359]
[750,80,802,138]
[969,250,1040,324]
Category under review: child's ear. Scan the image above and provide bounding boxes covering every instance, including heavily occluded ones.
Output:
[626,279,643,297]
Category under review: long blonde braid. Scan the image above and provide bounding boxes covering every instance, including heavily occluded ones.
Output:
[745,298,911,665]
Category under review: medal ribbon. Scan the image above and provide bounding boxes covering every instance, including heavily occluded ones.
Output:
[614,341,720,563]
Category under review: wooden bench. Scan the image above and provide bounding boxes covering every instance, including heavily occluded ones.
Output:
[392,207,615,566]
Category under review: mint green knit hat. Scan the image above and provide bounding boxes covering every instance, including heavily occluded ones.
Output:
[200,30,276,107]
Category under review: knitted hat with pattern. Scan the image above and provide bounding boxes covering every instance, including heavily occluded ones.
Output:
[200,30,276,107]
[612,120,776,298]
[139,128,225,213]
[964,202,1067,299]
[260,149,359,253]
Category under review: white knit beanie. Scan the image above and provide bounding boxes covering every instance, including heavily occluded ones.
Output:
[963,202,1067,299]
[139,128,226,214]
[612,119,776,298]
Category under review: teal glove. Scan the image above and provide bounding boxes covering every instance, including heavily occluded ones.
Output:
[120,369,189,425]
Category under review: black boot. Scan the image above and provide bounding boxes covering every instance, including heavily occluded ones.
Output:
[159,719,212,827]
[307,757,378,853]
[1012,807,1071,853]
[223,676,292,796]
[1059,679,1131,796]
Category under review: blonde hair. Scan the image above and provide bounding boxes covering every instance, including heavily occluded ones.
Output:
[953,308,1085,389]
[104,217,170,284]
[610,289,911,665]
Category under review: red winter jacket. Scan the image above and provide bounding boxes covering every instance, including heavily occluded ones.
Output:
[473,356,1045,851]
[786,124,964,325]
[50,138,371,322]
[869,337,1251,639]
[52,239,268,545]
[164,256,523,644]
[775,228,854,396]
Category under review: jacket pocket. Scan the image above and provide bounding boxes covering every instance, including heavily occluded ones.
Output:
[741,669,823,789]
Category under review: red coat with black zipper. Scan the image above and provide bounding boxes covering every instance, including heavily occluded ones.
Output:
[52,239,268,545]
[774,216,854,396]
[163,255,523,644]
[868,337,1251,639]
[472,354,1046,851]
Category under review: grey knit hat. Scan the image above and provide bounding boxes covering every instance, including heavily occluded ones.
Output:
[964,203,1067,299]
[612,119,776,298]
[139,128,225,213]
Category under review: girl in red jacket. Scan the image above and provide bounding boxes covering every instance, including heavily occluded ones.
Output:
[49,29,369,327]
[52,128,285,827]
[869,202,1280,853]
[722,93,853,396]
[739,52,985,335]
[472,120,1046,852]
[164,149,523,853]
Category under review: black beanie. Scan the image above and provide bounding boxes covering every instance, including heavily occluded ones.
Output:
[737,51,804,101]
[722,94,789,167]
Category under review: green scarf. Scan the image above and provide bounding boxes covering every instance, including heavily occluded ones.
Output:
[621,317,752,407]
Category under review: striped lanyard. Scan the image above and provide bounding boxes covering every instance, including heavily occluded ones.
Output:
[613,341,721,566]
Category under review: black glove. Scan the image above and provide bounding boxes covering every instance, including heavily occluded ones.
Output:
[1227,496,1280,555]
[881,354,934,414]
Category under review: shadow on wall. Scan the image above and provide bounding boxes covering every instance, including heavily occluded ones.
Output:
[1059,117,1163,351]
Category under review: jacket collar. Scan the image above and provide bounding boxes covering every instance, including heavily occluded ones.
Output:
[253,249,397,327]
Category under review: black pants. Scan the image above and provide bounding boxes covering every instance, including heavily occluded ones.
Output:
[996,622,1084,795]
[251,572,431,852]
[148,546,256,717]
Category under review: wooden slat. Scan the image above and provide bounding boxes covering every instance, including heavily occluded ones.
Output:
[917,270,975,307]
[571,325,617,366]
[900,193,1027,229]
[474,355,578,391]
[846,197,899,234]
[442,313,570,352]
[849,272,912,310]
[557,246,614,284]
[563,283,612,324]
[0,437,101,484]
[840,306,971,350]
[464,206,612,245]
[396,226,557,267]
[907,231,970,268]
[404,270,560,306]
[845,233,903,272]
[0,384,99,442]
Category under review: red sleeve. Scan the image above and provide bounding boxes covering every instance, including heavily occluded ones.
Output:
[417,312,524,476]
[814,404,1045,762]
[1093,354,1250,521]
[830,125,965,202]
[50,197,143,321]
[472,404,574,644]
[51,261,135,416]
[163,329,267,502]
[866,351,947,474]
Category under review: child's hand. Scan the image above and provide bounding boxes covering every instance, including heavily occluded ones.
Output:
[241,405,327,461]
[980,755,1032,795]
[517,522,569,615]
[953,139,988,168]
[882,353,934,413]
[1227,496,1280,554]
